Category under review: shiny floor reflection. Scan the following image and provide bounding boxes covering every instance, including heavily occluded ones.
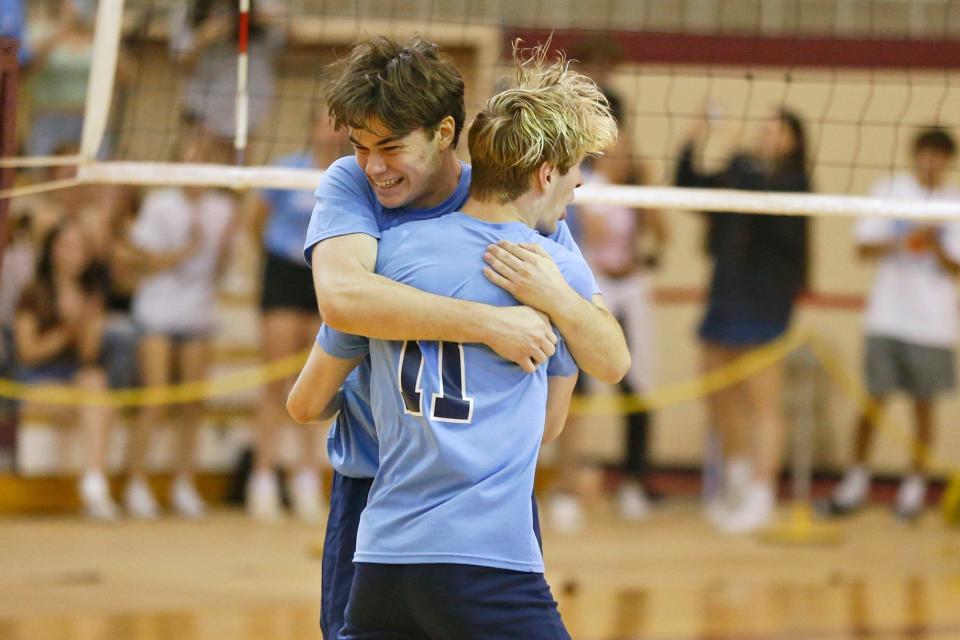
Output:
[2,505,959,640]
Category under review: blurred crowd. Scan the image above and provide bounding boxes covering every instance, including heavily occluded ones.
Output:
[1,1,959,534]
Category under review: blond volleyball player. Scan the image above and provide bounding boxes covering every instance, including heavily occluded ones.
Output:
[299,36,629,639]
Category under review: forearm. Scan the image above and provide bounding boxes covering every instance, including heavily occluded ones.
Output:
[858,242,897,261]
[17,328,73,365]
[551,295,630,384]
[137,247,192,273]
[319,268,495,344]
[287,344,360,424]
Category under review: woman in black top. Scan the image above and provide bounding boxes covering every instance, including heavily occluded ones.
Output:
[675,107,810,534]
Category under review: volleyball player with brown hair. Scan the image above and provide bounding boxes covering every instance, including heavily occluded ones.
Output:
[302,36,628,638]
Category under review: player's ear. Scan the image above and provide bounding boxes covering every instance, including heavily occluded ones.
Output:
[536,162,554,192]
[435,116,456,151]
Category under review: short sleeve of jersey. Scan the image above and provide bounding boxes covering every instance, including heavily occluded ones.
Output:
[553,245,599,303]
[316,324,370,360]
[546,335,578,378]
[548,220,600,296]
[303,157,381,265]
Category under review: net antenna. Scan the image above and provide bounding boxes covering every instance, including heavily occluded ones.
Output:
[235,0,250,165]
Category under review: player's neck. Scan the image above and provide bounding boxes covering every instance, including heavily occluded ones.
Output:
[461,197,534,229]
[413,152,463,209]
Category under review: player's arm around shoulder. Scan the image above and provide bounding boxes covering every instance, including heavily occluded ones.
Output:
[307,164,558,373]
[483,239,630,384]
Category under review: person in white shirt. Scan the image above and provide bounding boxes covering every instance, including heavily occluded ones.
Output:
[123,133,237,519]
[830,127,960,521]
[547,89,668,532]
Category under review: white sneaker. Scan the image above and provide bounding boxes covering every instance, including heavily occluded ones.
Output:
[717,482,775,535]
[78,471,120,522]
[290,469,323,522]
[829,466,870,514]
[617,482,651,521]
[894,474,926,521]
[725,457,753,503]
[124,476,160,520]
[247,471,282,522]
[549,492,584,533]
[171,475,206,519]
[703,458,751,526]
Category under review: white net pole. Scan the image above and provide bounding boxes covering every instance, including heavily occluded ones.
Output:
[80,0,125,161]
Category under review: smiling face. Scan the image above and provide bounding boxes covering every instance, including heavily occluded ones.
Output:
[349,118,453,210]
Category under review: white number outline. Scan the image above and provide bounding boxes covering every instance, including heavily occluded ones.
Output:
[398,341,474,423]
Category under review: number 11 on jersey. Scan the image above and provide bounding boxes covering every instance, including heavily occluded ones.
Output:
[398,341,474,423]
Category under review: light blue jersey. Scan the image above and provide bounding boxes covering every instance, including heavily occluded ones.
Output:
[306,156,598,481]
[259,153,318,263]
[319,213,594,572]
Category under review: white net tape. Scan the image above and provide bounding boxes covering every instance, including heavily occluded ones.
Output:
[76,161,960,220]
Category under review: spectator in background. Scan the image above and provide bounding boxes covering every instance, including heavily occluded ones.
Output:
[123,133,237,519]
[549,89,668,531]
[0,209,33,471]
[22,0,94,157]
[15,220,118,520]
[0,0,29,63]
[245,110,346,522]
[829,127,960,521]
[169,0,284,160]
[676,107,810,534]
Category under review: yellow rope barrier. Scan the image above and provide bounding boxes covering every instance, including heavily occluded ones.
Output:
[0,330,807,409]
[569,328,808,416]
[0,349,310,407]
[3,323,957,523]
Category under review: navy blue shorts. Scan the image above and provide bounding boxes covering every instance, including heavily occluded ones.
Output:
[698,303,789,347]
[321,471,543,640]
[339,563,570,640]
[322,472,374,640]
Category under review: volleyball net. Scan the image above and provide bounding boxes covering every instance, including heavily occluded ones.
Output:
[5,0,960,220]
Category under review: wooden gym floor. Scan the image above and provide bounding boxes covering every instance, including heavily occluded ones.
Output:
[1,500,959,640]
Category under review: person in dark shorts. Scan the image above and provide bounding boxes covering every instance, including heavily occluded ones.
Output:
[288,43,617,638]
[675,107,811,534]
[246,111,346,522]
[299,36,628,640]
[829,127,960,521]
[15,220,118,520]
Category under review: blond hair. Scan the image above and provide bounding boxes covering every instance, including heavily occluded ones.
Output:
[468,42,618,203]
